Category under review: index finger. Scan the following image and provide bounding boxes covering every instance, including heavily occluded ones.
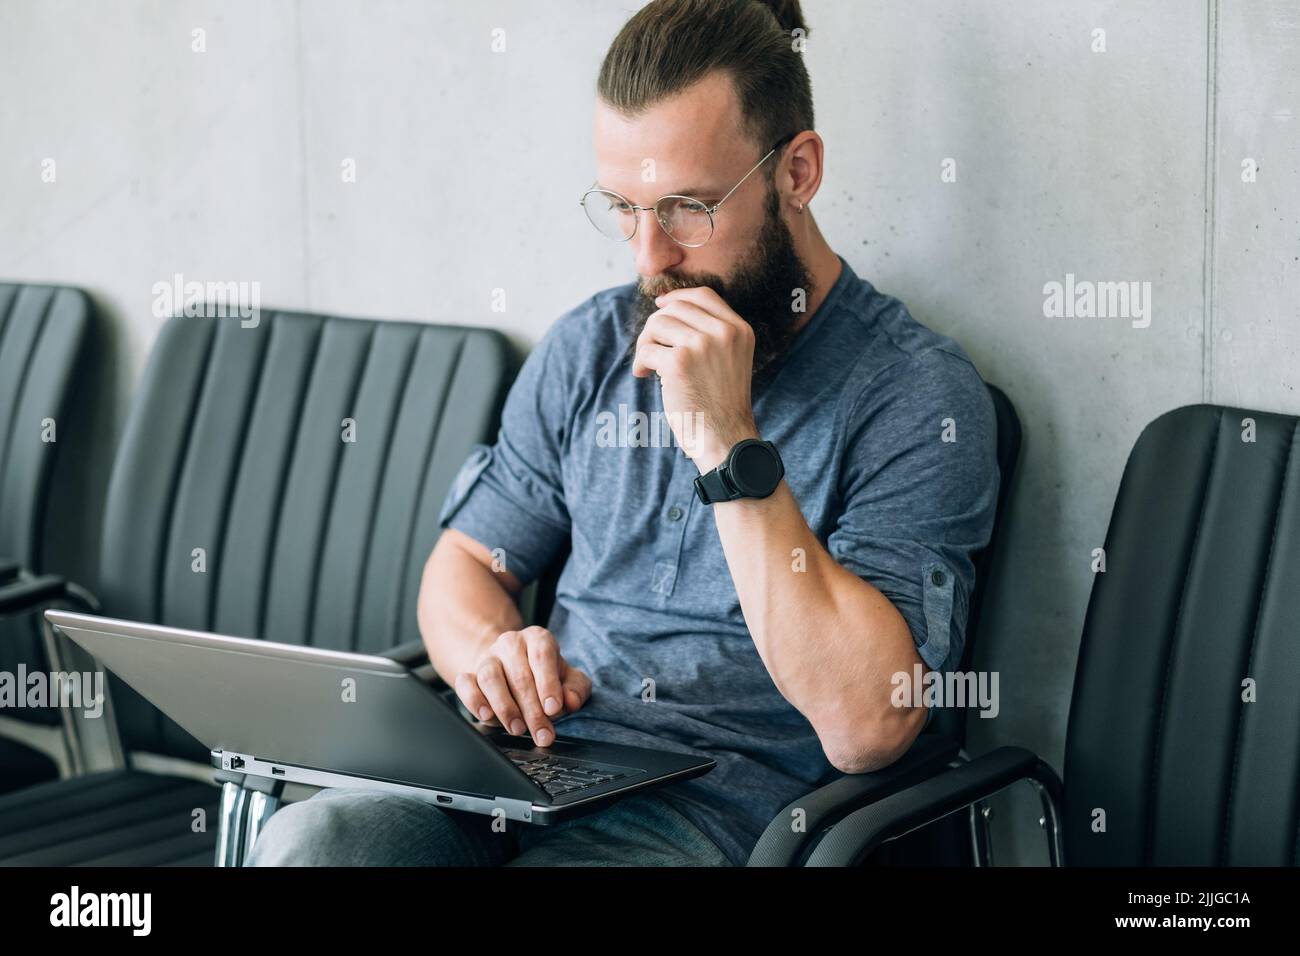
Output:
[654,286,743,327]
[524,628,566,718]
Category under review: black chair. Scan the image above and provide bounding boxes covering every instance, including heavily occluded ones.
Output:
[0,307,513,865]
[522,383,1023,867]
[0,284,94,793]
[800,403,1300,866]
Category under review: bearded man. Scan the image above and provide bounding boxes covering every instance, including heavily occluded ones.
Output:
[249,0,998,868]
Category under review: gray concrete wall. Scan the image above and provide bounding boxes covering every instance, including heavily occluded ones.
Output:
[1,1,1296,864]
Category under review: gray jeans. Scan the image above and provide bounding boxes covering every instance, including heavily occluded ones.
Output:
[244,787,732,866]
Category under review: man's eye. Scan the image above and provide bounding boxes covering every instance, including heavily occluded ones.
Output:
[681,200,708,213]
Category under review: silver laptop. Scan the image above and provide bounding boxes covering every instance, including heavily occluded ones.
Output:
[45,610,714,824]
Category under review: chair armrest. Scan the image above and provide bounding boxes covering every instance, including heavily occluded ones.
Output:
[379,639,431,667]
[746,733,960,866]
[377,639,446,690]
[804,746,1063,867]
[0,573,100,618]
[413,662,443,687]
[0,574,70,616]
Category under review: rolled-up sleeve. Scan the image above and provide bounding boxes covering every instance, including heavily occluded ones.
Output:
[826,348,999,676]
[438,323,572,587]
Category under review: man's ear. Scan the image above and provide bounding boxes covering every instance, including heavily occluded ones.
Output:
[781,130,824,213]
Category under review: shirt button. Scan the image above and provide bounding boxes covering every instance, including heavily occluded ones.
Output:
[931,569,946,587]
[667,505,683,522]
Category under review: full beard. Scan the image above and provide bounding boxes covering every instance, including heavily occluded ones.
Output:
[627,185,814,387]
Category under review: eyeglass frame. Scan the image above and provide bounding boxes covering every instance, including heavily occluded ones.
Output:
[579,132,798,248]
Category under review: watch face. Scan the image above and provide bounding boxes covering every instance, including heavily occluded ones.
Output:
[729,441,783,497]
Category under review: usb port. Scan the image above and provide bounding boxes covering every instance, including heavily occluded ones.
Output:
[436,795,453,805]
[271,766,285,777]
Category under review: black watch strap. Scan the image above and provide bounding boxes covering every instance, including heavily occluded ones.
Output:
[693,466,736,505]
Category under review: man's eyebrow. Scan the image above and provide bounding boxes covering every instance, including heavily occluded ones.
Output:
[591,181,631,197]
[592,181,722,202]
[671,187,721,201]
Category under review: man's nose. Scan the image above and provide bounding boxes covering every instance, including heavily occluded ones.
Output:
[632,208,684,277]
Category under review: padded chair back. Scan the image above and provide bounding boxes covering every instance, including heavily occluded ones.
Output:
[864,382,1018,867]
[0,284,92,731]
[0,284,91,571]
[97,310,513,762]
[1063,404,1300,865]
[926,383,1021,746]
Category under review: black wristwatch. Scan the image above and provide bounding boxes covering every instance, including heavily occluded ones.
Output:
[693,438,785,505]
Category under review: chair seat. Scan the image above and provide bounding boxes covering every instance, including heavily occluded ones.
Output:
[0,768,220,866]
[0,737,58,794]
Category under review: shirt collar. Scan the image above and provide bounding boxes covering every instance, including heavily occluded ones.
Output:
[761,254,857,379]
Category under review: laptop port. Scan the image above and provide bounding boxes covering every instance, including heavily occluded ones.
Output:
[229,756,244,770]
[436,795,453,805]
[271,766,285,776]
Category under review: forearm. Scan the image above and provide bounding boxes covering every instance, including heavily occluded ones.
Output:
[711,482,925,771]
[417,533,524,685]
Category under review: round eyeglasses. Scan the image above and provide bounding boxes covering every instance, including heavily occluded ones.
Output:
[579,134,795,248]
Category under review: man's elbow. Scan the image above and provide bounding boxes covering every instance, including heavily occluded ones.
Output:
[819,705,928,775]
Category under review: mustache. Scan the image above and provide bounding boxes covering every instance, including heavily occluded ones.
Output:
[637,271,725,299]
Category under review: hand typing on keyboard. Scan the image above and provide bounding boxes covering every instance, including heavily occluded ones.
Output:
[454,625,592,748]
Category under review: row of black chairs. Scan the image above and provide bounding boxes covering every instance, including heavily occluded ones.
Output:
[0,284,514,864]
[1,280,1296,866]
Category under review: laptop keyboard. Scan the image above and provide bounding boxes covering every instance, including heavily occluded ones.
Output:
[502,749,634,797]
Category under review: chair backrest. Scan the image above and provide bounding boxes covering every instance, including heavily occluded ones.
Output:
[0,284,92,570]
[0,283,93,732]
[926,382,1022,745]
[97,309,514,761]
[1063,404,1300,865]
[531,383,1022,750]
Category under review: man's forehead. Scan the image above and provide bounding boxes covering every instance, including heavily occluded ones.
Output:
[592,75,754,193]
